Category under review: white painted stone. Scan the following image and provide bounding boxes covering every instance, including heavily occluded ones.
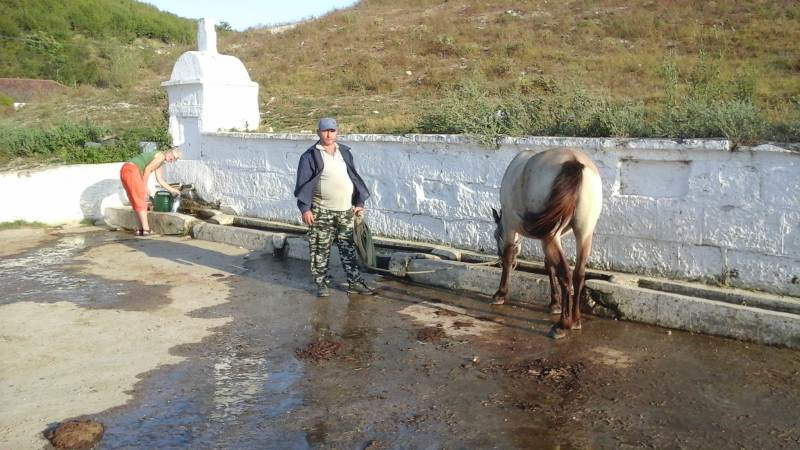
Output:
[782,210,800,257]
[430,147,513,186]
[591,156,620,198]
[598,196,703,244]
[607,236,724,280]
[620,159,691,198]
[417,180,498,220]
[687,158,760,206]
[368,210,446,242]
[584,233,614,270]
[369,178,419,214]
[443,220,495,254]
[703,205,782,254]
[758,153,800,209]
[726,250,800,297]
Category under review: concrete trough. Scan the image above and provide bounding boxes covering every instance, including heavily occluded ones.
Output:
[586,279,800,349]
[192,223,286,253]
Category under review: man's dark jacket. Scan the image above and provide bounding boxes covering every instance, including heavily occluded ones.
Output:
[294,142,370,213]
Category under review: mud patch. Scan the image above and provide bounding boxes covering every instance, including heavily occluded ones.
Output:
[417,326,447,342]
[492,358,586,393]
[451,320,473,329]
[590,346,633,369]
[399,302,498,337]
[0,228,57,258]
[295,340,344,362]
[44,419,104,449]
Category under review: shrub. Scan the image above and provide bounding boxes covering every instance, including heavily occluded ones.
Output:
[0,122,170,164]
[418,54,781,148]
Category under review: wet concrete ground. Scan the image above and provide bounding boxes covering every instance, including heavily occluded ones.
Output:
[2,228,800,449]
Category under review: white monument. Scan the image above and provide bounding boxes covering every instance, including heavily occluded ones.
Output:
[161,18,260,157]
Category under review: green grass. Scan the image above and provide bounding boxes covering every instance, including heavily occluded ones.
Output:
[0,220,49,230]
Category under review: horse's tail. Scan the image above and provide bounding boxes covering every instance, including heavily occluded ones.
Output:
[521,159,584,239]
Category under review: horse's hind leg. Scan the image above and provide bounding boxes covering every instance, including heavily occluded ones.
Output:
[544,251,562,315]
[543,237,573,339]
[570,234,593,330]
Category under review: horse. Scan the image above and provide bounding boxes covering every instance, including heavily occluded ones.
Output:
[491,147,603,339]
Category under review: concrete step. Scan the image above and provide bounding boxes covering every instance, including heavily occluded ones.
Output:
[103,206,200,235]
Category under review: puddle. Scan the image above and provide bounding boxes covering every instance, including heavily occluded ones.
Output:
[0,233,166,309]
[0,235,91,304]
[94,355,308,449]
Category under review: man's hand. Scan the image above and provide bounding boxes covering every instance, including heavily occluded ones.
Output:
[302,210,314,226]
[353,206,365,216]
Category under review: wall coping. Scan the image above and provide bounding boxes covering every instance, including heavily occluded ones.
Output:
[161,79,259,87]
[201,131,800,154]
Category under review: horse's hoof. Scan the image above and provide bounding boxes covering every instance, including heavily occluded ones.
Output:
[549,305,562,315]
[571,321,582,330]
[491,296,506,305]
[547,325,567,340]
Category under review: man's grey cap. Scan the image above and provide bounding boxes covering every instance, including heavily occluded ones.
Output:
[318,117,337,131]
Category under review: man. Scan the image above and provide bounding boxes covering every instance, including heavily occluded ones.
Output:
[294,117,375,297]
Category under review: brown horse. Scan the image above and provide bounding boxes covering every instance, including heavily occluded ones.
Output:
[491,147,602,339]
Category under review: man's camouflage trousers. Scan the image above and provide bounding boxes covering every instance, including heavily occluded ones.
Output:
[308,205,363,287]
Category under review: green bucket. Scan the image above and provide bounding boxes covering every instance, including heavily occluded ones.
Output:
[153,190,172,212]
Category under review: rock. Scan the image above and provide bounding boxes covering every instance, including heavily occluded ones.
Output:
[195,208,221,219]
[138,141,158,152]
[45,419,104,449]
[208,213,235,225]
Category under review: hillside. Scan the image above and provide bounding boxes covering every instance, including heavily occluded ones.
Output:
[1,0,799,168]
[232,0,799,142]
[0,0,193,86]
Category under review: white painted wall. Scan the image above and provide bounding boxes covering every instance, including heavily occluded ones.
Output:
[165,132,800,297]
[0,163,128,224]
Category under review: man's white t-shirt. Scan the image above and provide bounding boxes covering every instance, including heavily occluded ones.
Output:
[312,144,354,211]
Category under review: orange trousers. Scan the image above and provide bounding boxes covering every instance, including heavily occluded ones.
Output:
[120,163,148,212]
